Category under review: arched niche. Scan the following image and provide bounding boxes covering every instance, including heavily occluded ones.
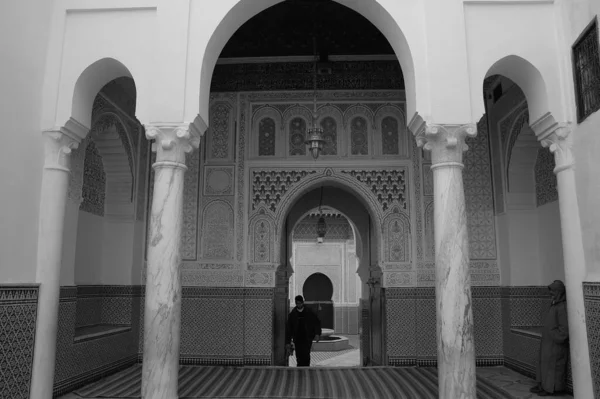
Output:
[317,105,344,157]
[281,184,380,286]
[283,105,313,157]
[484,55,553,126]
[54,57,136,132]
[374,104,407,158]
[252,106,283,157]
[201,200,235,260]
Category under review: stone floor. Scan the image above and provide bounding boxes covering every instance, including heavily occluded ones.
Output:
[58,366,574,399]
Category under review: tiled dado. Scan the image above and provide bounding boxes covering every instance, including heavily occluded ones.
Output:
[53,286,142,397]
[137,287,274,365]
[584,282,600,398]
[0,284,39,399]
[386,287,504,367]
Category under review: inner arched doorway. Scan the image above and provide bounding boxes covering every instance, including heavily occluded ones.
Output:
[273,184,386,366]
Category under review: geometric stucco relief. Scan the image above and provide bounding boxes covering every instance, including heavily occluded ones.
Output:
[204,166,235,196]
[534,147,558,207]
[463,118,497,260]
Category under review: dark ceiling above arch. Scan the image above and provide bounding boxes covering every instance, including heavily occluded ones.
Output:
[219,0,395,59]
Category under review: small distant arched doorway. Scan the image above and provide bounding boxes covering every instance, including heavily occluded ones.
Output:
[302,272,334,330]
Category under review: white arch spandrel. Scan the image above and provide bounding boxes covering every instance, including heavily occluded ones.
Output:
[42,5,155,132]
[186,0,427,126]
[464,3,570,124]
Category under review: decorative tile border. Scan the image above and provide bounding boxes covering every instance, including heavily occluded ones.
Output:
[0,285,39,399]
[0,284,39,304]
[388,357,416,366]
[179,356,244,366]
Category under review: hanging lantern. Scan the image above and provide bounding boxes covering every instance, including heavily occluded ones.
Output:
[305,126,326,160]
[316,216,327,243]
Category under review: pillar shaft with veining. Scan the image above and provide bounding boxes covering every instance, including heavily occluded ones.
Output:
[30,130,80,399]
[141,124,200,399]
[541,129,593,398]
[416,123,477,399]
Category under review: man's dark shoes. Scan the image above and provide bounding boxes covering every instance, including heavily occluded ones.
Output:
[537,390,552,396]
[529,385,542,393]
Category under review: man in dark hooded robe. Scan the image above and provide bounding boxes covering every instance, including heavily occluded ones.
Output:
[530,280,569,396]
[286,295,321,367]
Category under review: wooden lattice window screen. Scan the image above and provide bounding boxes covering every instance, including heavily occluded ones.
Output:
[573,18,600,122]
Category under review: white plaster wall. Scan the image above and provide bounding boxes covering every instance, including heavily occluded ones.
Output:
[537,201,565,282]
[42,4,156,129]
[101,220,135,284]
[464,2,567,123]
[73,211,104,284]
[0,0,52,282]
[574,111,600,279]
[560,0,600,280]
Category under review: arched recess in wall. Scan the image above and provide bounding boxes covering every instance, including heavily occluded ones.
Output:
[252,106,282,157]
[374,104,407,157]
[290,207,362,271]
[279,183,381,282]
[62,58,135,131]
[485,55,552,125]
[317,105,344,156]
[482,61,563,285]
[283,105,313,157]
[195,0,422,125]
[88,112,136,219]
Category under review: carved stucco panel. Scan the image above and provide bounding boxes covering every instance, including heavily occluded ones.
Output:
[204,166,235,196]
[201,200,235,260]
[249,213,274,264]
[208,101,235,161]
[383,212,411,263]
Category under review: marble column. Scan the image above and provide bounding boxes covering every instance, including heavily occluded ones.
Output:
[142,124,200,399]
[30,128,81,399]
[540,127,593,398]
[415,123,477,399]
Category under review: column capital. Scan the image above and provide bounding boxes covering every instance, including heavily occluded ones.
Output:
[145,123,201,166]
[41,129,81,172]
[413,123,477,167]
[540,125,574,174]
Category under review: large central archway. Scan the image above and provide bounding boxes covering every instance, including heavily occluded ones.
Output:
[272,181,387,366]
[186,0,426,126]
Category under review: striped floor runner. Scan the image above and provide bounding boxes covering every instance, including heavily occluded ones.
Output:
[74,365,513,399]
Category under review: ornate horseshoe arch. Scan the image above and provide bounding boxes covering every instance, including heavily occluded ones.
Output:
[248,167,411,274]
